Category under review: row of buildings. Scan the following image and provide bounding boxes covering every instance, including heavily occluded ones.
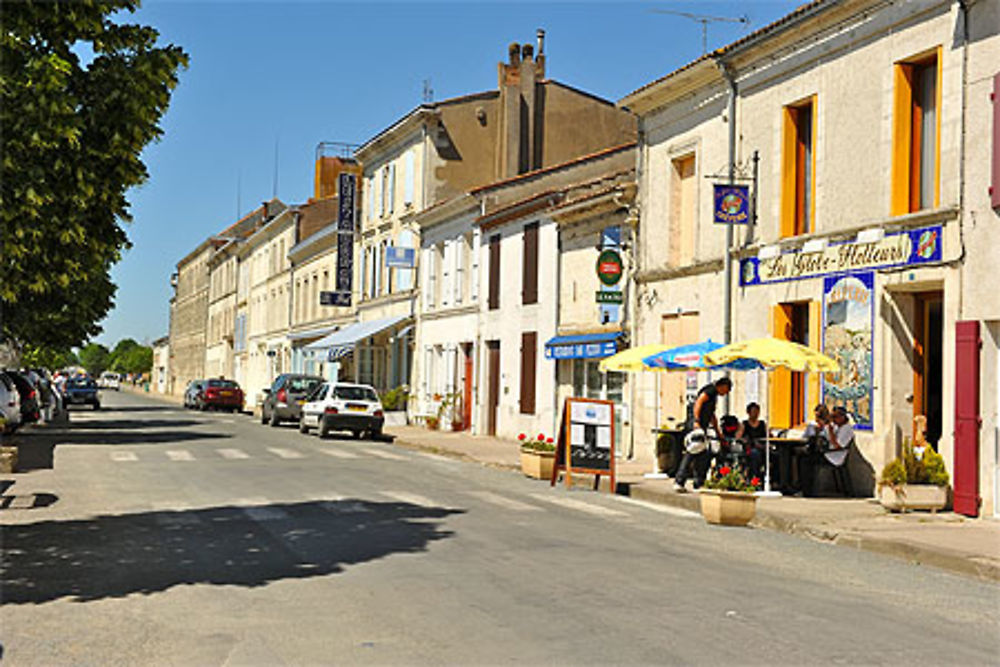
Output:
[161,0,999,518]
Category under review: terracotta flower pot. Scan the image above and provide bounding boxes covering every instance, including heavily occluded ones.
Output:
[698,489,757,526]
[520,448,555,480]
[878,484,948,513]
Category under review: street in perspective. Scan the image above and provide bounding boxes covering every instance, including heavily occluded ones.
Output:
[2,1,1000,665]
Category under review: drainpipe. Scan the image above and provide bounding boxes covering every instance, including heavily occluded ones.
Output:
[718,61,738,414]
[956,0,970,318]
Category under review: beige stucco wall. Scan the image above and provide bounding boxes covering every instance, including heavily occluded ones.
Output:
[170,243,211,397]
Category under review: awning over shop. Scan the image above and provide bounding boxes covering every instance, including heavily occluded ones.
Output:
[287,326,338,342]
[305,314,409,361]
[544,332,622,360]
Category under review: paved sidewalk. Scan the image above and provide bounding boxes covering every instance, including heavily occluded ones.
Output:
[387,425,1000,582]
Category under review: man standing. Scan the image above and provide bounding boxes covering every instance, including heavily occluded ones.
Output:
[673,377,732,492]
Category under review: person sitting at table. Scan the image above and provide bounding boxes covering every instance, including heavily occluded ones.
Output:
[674,377,731,493]
[776,404,829,495]
[741,402,770,482]
[799,405,854,497]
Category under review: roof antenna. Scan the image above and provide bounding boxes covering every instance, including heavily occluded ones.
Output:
[649,9,750,55]
[422,78,434,104]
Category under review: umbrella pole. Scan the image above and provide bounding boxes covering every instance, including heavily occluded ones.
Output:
[757,369,781,498]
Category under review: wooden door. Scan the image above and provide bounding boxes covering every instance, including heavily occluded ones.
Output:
[659,313,699,426]
[486,341,500,436]
[462,344,473,430]
[953,321,981,517]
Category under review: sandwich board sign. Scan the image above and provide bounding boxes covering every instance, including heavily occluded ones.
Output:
[550,396,616,492]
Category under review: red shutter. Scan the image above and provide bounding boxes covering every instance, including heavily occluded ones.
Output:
[489,234,501,310]
[953,320,981,517]
[520,331,537,415]
[522,222,539,305]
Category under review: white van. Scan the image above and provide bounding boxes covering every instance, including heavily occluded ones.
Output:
[99,372,121,391]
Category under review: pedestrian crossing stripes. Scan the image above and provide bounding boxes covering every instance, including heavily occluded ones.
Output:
[266,447,305,459]
[319,448,359,459]
[380,491,438,507]
[110,451,138,462]
[529,493,628,518]
[466,490,542,512]
[360,448,408,461]
[217,448,250,460]
[166,450,195,461]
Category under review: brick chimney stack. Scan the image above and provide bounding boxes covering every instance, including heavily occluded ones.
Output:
[497,31,546,178]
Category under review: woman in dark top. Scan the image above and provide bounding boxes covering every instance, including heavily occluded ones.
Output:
[741,402,770,482]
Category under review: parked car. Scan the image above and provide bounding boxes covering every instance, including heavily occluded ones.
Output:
[0,372,22,433]
[4,370,41,423]
[299,382,384,439]
[63,376,101,410]
[183,380,205,409]
[99,372,121,391]
[197,379,244,412]
[260,373,324,426]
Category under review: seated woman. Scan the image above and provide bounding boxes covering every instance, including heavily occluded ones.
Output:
[741,402,770,482]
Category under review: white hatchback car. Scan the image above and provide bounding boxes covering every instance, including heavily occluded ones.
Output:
[299,382,384,440]
[99,372,121,391]
[0,372,22,433]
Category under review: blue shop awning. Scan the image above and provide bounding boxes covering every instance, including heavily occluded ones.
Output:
[305,314,409,361]
[544,332,622,360]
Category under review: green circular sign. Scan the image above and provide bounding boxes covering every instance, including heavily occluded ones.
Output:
[596,249,624,286]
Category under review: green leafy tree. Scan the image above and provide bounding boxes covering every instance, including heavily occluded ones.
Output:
[78,342,110,376]
[122,345,153,375]
[1,1,188,350]
[109,338,140,372]
[20,344,79,371]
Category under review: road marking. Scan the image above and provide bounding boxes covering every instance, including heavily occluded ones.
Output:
[166,449,195,462]
[466,490,541,512]
[614,496,700,519]
[318,448,359,459]
[266,447,305,459]
[417,452,457,464]
[529,493,628,518]
[361,448,408,461]
[380,491,439,507]
[217,448,250,460]
[110,451,138,462]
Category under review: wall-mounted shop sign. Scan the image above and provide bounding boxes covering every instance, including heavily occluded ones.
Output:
[596,248,624,286]
[740,225,942,286]
[595,291,623,304]
[713,184,750,225]
[332,172,356,306]
[385,246,415,268]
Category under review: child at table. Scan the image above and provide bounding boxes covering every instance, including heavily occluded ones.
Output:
[741,403,770,482]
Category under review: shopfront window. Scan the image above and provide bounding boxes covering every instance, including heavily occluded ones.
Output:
[572,359,624,452]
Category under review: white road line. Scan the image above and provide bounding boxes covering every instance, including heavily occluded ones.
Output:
[529,493,628,518]
[166,449,195,462]
[360,448,408,461]
[614,496,700,519]
[318,448,359,459]
[417,452,457,464]
[110,451,138,462]
[466,490,541,512]
[380,491,439,507]
[266,447,305,459]
[217,448,250,460]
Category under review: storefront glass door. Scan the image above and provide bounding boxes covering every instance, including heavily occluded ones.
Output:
[574,359,624,452]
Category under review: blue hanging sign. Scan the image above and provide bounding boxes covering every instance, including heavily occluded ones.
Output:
[385,246,415,268]
[713,184,750,225]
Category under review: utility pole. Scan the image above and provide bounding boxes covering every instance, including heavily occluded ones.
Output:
[649,9,750,55]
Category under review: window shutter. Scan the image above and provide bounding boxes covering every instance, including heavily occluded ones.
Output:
[953,321,981,517]
[389,164,396,214]
[522,222,539,305]
[441,242,452,308]
[471,229,481,302]
[488,234,501,310]
[519,331,537,415]
[426,248,436,308]
[360,248,368,299]
[405,150,415,204]
[769,304,793,428]
[454,236,465,304]
[378,169,385,218]
[423,346,432,402]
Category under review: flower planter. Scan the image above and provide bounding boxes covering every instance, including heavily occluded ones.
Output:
[520,448,555,480]
[698,489,757,526]
[0,446,18,474]
[878,484,948,513]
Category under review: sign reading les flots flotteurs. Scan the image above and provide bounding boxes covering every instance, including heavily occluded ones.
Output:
[739,225,942,286]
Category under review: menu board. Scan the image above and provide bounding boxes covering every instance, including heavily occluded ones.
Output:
[551,397,616,492]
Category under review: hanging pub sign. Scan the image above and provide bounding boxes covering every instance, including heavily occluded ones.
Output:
[713,184,750,225]
[740,224,943,286]
[822,272,874,430]
[550,397,616,492]
[332,172,356,306]
[596,248,623,286]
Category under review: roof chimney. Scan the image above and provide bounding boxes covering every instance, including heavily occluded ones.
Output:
[508,42,521,67]
[521,43,533,62]
[536,29,545,56]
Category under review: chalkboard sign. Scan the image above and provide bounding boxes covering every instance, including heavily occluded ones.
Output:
[550,397,616,492]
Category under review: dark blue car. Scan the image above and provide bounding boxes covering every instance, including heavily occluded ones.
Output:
[65,377,101,410]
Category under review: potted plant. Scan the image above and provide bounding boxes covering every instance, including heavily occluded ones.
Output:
[698,466,761,526]
[878,437,950,512]
[519,432,556,480]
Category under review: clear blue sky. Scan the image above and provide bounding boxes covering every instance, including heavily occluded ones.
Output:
[97,0,801,348]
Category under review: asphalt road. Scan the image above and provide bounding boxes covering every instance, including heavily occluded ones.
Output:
[2,390,998,666]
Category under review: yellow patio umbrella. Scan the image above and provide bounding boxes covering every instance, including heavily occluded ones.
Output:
[704,337,840,373]
[598,344,674,373]
[704,337,840,496]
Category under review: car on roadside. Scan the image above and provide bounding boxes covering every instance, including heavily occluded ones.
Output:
[197,378,244,412]
[299,382,384,439]
[63,376,101,410]
[183,380,205,409]
[99,372,121,391]
[0,372,22,433]
[260,373,324,427]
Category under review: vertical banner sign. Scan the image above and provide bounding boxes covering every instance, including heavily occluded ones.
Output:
[334,172,356,306]
[713,184,750,225]
[822,271,874,430]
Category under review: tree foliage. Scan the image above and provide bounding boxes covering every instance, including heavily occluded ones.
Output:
[1,1,188,350]
[78,342,110,376]
[108,338,151,374]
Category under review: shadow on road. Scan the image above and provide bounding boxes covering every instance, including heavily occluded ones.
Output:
[0,499,463,605]
[66,419,206,430]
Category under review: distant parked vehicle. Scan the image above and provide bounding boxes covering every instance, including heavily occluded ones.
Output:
[198,379,244,412]
[99,372,121,391]
[64,376,101,410]
[299,382,384,440]
[183,380,205,409]
[0,372,22,433]
[260,373,324,427]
